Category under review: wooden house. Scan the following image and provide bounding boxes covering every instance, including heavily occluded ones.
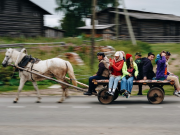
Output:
[44,26,65,38]
[95,8,180,42]
[77,24,115,39]
[0,0,51,37]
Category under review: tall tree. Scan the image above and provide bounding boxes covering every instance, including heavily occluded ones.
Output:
[55,0,115,36]
[60,12,85,37]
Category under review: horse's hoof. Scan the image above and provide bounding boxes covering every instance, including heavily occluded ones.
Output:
[36,101,41,103]
[13,101,17,103]
[66,96,70,99]
[57,101,63,103]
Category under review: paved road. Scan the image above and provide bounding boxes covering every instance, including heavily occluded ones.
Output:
[0,96,180,135]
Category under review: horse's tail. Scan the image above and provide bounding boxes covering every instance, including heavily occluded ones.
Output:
[66,61,77,86]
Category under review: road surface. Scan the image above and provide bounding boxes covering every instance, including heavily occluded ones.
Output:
[0,96,180,135]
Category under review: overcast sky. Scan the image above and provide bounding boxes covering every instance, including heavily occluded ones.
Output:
[31,0,180,27]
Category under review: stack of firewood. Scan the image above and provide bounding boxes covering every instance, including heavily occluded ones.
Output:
[65,52,84,65]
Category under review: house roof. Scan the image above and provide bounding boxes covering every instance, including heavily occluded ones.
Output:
[29,0,51,15]
[44,26,66,32]
[77,24,115,30]
[97,7,175,16]
[110,11,180,21]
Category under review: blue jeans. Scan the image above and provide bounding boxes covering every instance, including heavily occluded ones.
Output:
[88,76,108,93]
[109,76,121,90]
[121,76,134,93]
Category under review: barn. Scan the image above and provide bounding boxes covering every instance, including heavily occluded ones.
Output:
[87,7,180,43]
[0,0,51,37]
[44,26,65,38]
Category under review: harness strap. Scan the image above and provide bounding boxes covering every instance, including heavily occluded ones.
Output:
[31,63,35,82]
[65,62,68,76]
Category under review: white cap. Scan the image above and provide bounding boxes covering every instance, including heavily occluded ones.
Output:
[114,51,120,56]
[114,51,123,61]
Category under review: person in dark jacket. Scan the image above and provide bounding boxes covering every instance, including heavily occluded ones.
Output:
[134,52,142,95]
[135,52,142,66]
[137,52,155,80]
[84,52,109,95]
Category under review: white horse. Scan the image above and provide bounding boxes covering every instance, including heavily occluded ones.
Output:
[2,48,77,103]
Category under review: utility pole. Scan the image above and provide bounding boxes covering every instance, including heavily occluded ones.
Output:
[91,0,96,70]
[121,0,137,45]
[115,0,119,39]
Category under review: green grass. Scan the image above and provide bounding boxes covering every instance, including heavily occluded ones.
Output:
[150,43,180,55]
[0,85,50,93]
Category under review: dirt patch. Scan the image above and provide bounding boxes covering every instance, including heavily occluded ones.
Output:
[168,54,180,73]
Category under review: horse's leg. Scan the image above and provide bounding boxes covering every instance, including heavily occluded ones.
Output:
[57,80,68,103]
[58,87,66,103]
[32,81,41,103]
[14,77,27,103]
[65,89,70,98]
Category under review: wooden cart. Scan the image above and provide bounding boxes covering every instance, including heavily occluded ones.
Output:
[93,79,175,104]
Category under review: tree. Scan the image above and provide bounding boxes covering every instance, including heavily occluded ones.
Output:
[60,12,85,37]
[56,0,115,17]
[55,0,115,36]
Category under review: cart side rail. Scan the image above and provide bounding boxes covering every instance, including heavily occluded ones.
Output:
[93,79,175,86]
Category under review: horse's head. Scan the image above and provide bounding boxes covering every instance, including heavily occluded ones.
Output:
[2,48,14,67]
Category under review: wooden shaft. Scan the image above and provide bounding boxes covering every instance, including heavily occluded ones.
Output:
[11,65,87,92]
[65,77,89,88]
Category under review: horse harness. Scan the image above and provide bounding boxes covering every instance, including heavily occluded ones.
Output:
[18,55,41,81]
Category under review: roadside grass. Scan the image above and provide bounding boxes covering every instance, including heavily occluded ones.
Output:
[0,84,51,93]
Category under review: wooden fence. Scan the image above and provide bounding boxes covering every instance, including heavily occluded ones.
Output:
[0,42,66,52]
[116,36,180,43]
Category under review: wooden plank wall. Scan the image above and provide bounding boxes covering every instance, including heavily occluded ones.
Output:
[97,13,109,24]
[140,20,164,36]
[0,0,43,37]
[108,14,138,37]
[97,11,180,41]
[45,29,64,38]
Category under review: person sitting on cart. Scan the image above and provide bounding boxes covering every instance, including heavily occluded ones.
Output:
[84,52,109,95]
[120,53,138,98]
[134,52,142,95]
[107,51,124,96]
[156,51,180,97]
[135,52,155,95]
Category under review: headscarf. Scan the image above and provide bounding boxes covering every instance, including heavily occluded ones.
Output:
[114,51,123,62]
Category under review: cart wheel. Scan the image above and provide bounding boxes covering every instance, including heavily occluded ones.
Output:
[98,88,113,104]
[113,89,119,101]
[147,87,164,104]
[155,86,165,94]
